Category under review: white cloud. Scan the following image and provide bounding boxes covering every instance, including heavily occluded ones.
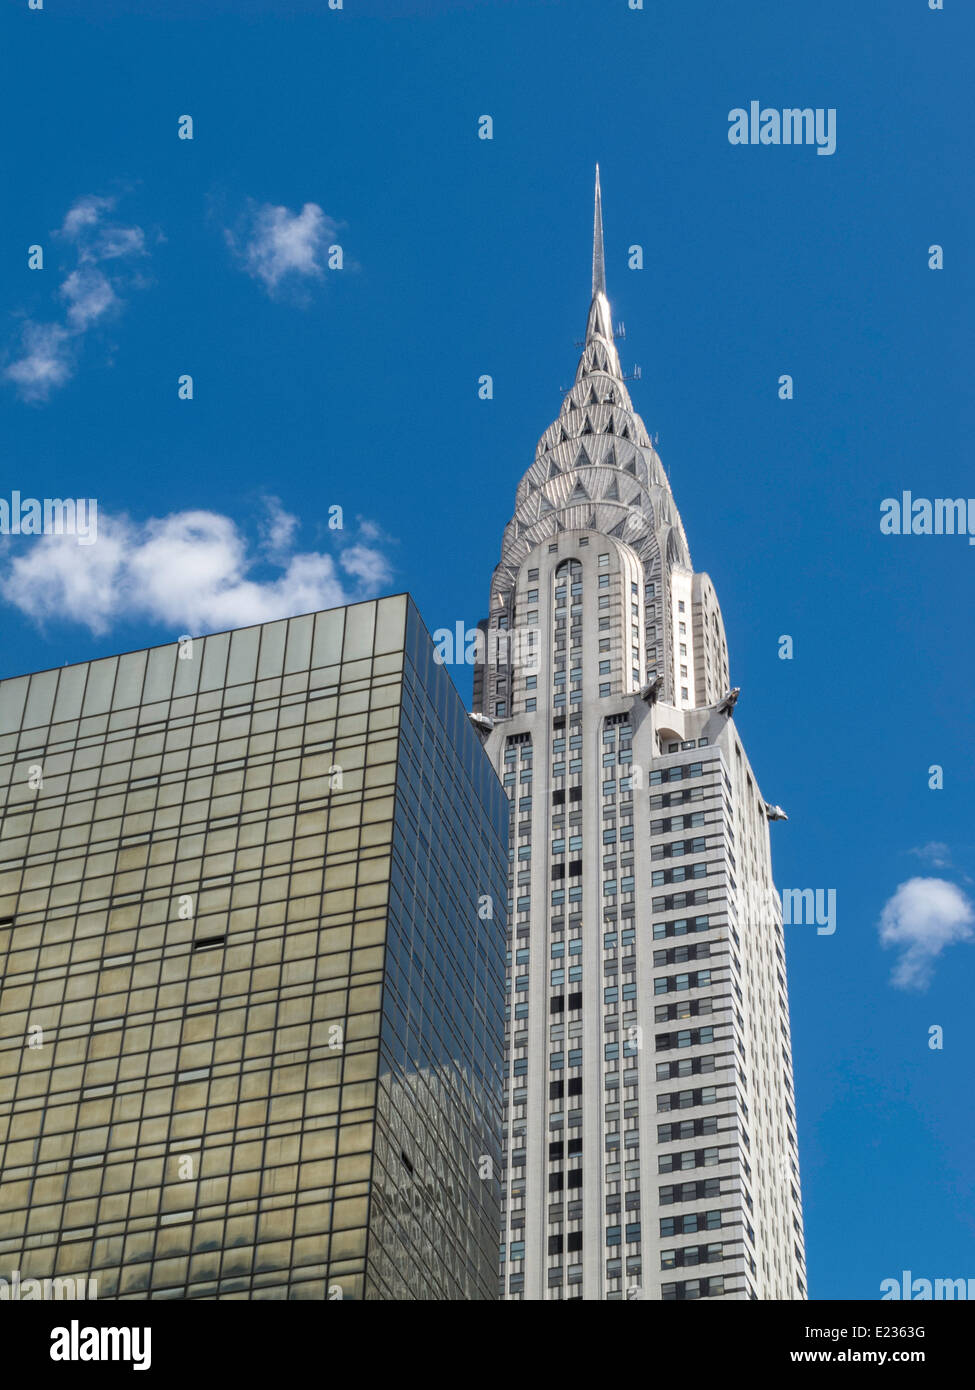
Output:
[61,268,117,331]
[228,200,336,294]
[0,508,393,636]
[260,496,299,560]
[61,195,115,240]
[5,194,148,402]
[339,542,394,588]
[89,225,146,262]
[908,842,952,870]
[3,323,73,402]
[878,877,974,989]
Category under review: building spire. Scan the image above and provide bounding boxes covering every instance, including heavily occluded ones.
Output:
[592,163,606,297]
[583,163,618,362]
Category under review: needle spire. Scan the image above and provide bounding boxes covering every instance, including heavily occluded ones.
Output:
[592,164,606,297]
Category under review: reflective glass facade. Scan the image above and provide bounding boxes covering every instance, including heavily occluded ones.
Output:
[0,595,507,1300]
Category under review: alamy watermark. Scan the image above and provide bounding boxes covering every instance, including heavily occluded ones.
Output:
[728,102,836,156]
[880,493,975,544]
[739,876,836,936]
[881,1270,975,1300]
[433,622,540,673]
[0,1268,97,1299]
[0,493,97,544]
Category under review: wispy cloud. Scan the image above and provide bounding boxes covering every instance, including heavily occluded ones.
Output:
[878,877,975,990]
[908,842,952,870]
[226,200,337,296]
[259,496,300,561]
[0,505,392,636]
[4,194,148,402]
[4,323,74,399]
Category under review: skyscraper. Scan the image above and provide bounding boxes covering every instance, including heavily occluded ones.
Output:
[0,595,508,1300]
[473,170,806,1301]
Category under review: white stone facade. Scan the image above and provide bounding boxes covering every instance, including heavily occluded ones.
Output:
[473,170,806,1301]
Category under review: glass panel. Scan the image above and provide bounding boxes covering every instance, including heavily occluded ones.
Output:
[284,614,313,674]
[113,651,147,710]
[374,595,406,655]
[227,626,261,687]
[311,608,344,668]
[342,602,375,662]
[51,663,88,723]
[143,646,177,704]
[0,675,30,732]
[22,670,59,729]
[199,632,230,692]
[257,620,287,680]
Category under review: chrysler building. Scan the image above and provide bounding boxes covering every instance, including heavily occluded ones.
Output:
[472,170,806,1301]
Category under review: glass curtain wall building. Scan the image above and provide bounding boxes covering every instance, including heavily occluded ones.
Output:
[0,594,507,1300]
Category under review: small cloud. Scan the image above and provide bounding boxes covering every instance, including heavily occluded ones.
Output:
[61,194,115,240]
[4,322,73,402]
[4,193,148,402]
[338,542,393,589]
[259,496,300,561]
[227,200,336,296]
[878,877,975,990]
[89,225,146,262]
[61,268,117,331]
[909,842,952,870]
[0,507,394,636]
[355,517,394,545]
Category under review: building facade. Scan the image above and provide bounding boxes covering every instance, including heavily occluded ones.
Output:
[474,171,806,1301]
[0,594,507,1300]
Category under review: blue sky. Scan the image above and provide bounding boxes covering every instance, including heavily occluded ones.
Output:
[2,0,973,1298]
